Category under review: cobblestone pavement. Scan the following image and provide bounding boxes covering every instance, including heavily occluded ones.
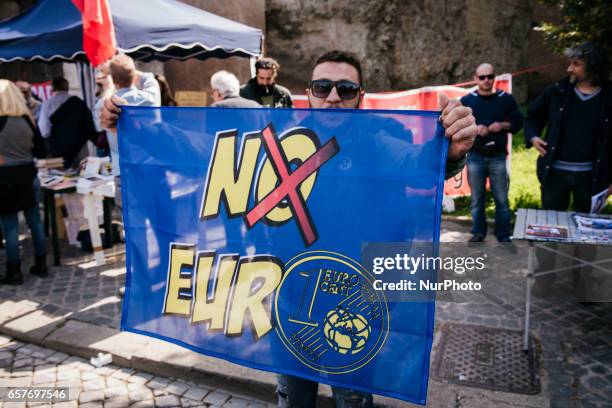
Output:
[0,241,124,329]
[438,223,612,408]
[0,335,269,408]
[1,221,611,407]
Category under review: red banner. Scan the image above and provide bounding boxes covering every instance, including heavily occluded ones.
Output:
[292,74,512,196]
[71,0,116,67]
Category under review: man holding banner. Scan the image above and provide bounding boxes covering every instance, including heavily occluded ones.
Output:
[104,50,476,406]
[275,50,476,407]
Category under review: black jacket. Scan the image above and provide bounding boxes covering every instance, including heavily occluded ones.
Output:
[525,77,612,194]
[239,78,293,108]
[49,96,97,169]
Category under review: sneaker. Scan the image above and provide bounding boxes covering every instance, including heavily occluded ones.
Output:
[468,234,485,243]
[497,236,512,243]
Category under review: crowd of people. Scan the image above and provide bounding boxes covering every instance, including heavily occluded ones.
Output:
[0,53,178,285]
[0,41,610,407]
[1,43,609,273]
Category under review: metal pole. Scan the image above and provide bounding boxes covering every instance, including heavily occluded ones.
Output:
[49,191,60,266]
[103,197,113,248]
[524,242,534,351]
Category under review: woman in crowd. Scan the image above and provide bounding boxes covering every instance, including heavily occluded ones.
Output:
[0,80,47,285]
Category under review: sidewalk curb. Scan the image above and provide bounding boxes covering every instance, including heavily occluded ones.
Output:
[0,303,278,403]
[0,298,408,408]
[442,214,495,227]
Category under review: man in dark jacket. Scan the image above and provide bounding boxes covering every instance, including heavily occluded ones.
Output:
[240,57,293,108]
[276,50,478,408]
[37,77,97,168]
[526,42,611,210]
[525,42,611,296]
[462,63,523,243]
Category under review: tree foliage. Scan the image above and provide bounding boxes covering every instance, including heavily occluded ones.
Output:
[537,0,612,55]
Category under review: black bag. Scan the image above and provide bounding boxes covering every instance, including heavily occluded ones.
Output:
[0,163,37,214]
[473,134,507,156]
[0,117,37,214]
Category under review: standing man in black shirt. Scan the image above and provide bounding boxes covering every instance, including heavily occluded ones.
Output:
[525,42,612,296]
[526,42,611,213]
[240,57,294,108]
[462,63,523,243]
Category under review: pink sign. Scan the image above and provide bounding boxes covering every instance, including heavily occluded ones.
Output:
[30,81,53,102]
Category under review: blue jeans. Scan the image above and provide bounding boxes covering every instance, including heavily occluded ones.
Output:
[277,375,373,408]
[467,152,511,240]
[0,205,46,265]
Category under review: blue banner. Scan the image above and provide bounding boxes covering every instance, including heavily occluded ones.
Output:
[118,107,447,404]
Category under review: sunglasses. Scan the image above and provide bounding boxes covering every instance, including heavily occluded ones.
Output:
[478,74,495,81]
[309,79,361,100]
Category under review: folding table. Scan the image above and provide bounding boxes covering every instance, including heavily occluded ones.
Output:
[513,208,612,351]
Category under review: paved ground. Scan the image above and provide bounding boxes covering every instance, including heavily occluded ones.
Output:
[0,220,611,407]
[438,223,612,408]
[0,335,269,407]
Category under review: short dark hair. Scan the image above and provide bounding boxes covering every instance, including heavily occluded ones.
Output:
[564,42,609,86]
[313,50,363,86]
[255,57,279,73]
[52,76,69,92]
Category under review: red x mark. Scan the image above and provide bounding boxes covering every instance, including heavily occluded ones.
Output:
[245,124,339,246]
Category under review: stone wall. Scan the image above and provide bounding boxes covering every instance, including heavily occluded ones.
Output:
[266,0,534,102]
[0,0,565,105]
[525,1,566,101]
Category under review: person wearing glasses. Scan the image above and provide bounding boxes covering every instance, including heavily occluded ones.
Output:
[305,50,475,177]
[276,50,477,408]
[461,63,523,243]
[240,57,293,108]
[99,50,477,408]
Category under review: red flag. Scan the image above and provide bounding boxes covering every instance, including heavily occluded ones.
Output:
[71,0,116,67]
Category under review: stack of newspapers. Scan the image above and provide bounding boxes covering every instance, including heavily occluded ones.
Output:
[76,175,115,197]
[36,157,64,169]
[573,214,612,243]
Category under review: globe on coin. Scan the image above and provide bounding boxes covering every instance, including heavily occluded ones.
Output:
[323,307,371,355]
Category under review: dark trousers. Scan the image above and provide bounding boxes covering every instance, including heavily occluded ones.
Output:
[536,169,596,298]
[467,152,511,240]
[541,169,592,212]
[277,375,373,408]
